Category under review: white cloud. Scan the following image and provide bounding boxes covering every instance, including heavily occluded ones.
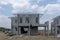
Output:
[0,0,8,5]
[40,4,60,24]
[37,6,45,14]
[40,4,60,14]
[31,5,38,9]
[0,0,60,14]
[0,0,29,6]
[12,4,45,14]
[0,0,45,14]
[0,0,30,12]
[0,15,11,28]
[8,2,60,14]
[9,0,30,9]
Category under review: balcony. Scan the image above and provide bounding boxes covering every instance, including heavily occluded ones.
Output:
[18,23,39,26]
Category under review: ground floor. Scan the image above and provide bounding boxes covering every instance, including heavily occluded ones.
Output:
[51,26,60,36]
[57,26,60,34]
[11,26,38,35]
[11,24,50,36]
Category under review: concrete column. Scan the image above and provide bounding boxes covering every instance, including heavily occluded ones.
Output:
[44,26,46,36]
[47,26,49,36]
[18,27,21,35]
[29,24,30,36]
[55,26,57,36]
[51,25,52,34]
[17,26,18,35]
[17,27,18,35]
[17,14,19,35]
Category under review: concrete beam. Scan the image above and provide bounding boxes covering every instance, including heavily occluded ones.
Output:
[39,24,46,27]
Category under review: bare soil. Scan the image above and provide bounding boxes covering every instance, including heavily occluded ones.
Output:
[0,32,59,40]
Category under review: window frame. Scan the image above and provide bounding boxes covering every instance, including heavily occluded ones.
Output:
[25,17,29,23]
[20,17,22,23]
[36,17,38,23]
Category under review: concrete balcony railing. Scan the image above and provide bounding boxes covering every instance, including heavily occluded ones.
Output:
[56,24,60,26]
[18,23,39,26]
[39,24,46,27]
[13,23,46,27]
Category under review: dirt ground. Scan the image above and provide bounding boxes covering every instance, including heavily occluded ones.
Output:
[0,32,59,40]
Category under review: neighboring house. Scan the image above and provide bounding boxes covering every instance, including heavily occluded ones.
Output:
[11,14,40,35]
[51,22,54,34]
[51,16,60,36]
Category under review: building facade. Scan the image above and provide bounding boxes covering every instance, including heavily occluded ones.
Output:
[51,16,60,36]
[11,14,40,35]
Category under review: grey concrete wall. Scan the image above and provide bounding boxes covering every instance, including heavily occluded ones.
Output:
[51,22,55,35]
[54,16,60,26]
[11,17,18,35]
[17,14,39,26]
[51,16,60,36]
[30,27,38,35]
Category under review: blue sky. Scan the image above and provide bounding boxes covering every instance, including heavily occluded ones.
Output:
[0,0,60,29]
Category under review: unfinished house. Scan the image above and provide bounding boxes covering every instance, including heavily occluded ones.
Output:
[11,14,40,35]
[51,16,60,36]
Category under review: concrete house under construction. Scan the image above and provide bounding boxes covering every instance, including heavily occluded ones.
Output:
[11,14,40,35]
[51,16,60,36]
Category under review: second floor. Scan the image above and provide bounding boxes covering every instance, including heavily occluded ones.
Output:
[11,14,40,26]
[50,16,60,27]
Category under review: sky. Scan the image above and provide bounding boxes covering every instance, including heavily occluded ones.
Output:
[0,0,60,29]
